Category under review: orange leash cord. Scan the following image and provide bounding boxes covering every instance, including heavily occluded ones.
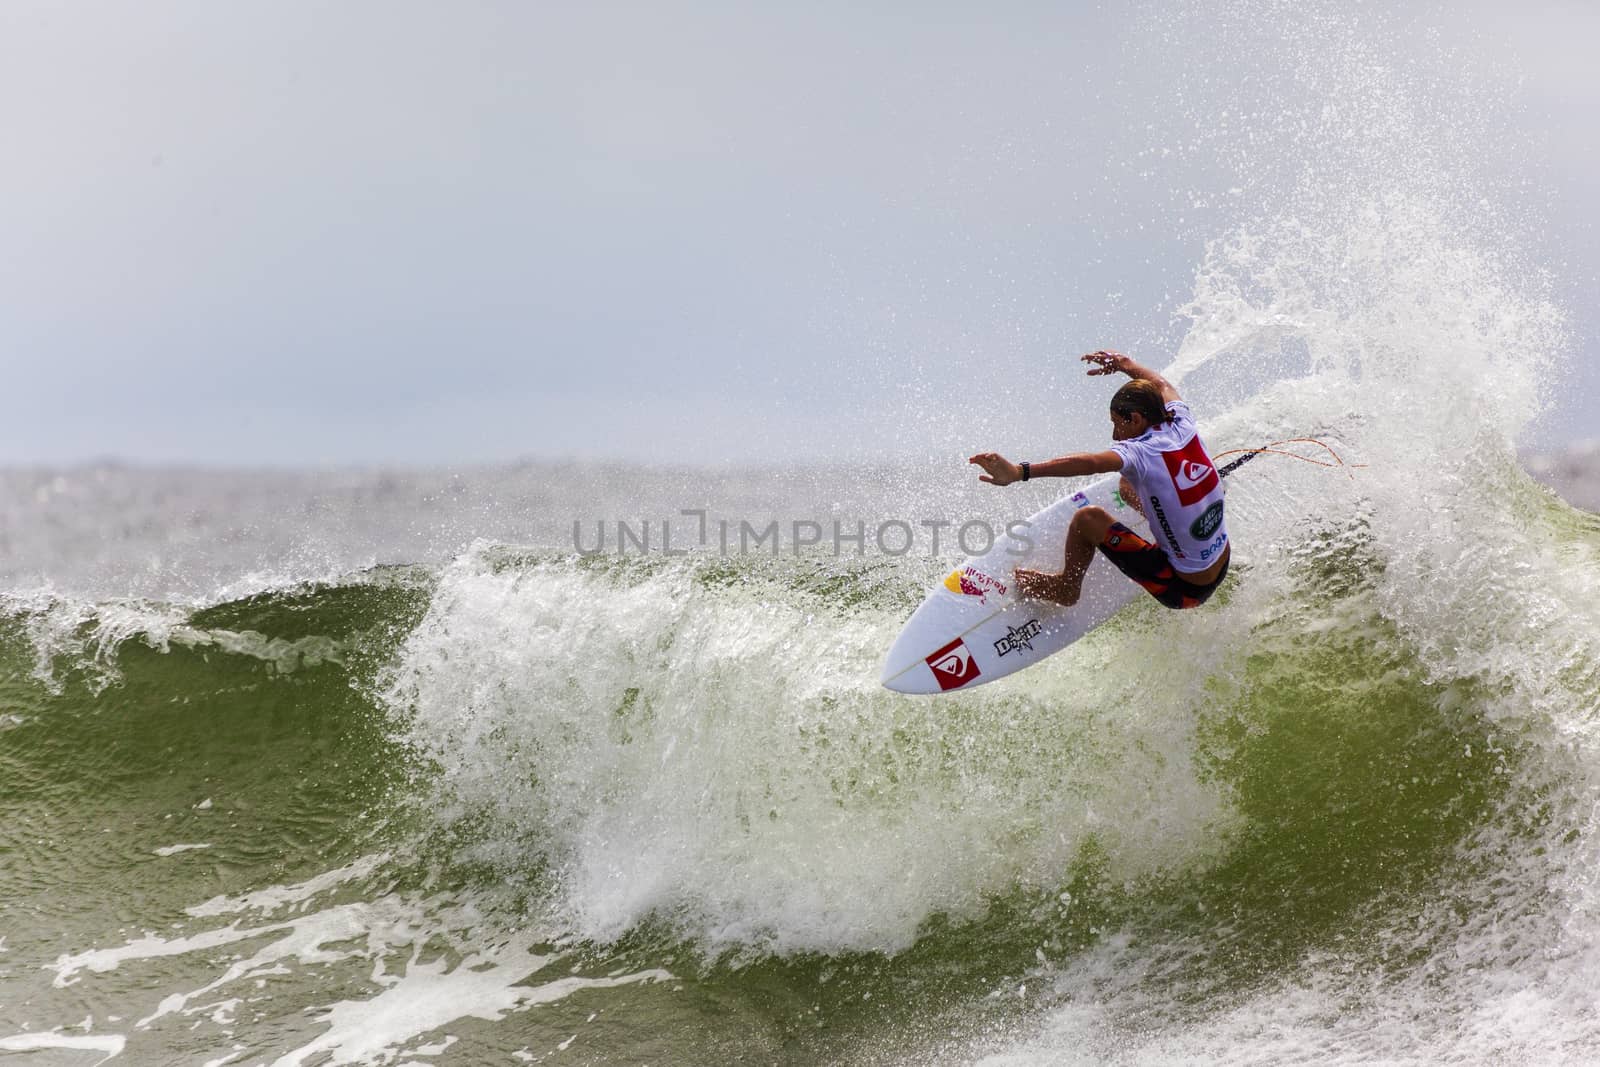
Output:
[1215,437,1366,480]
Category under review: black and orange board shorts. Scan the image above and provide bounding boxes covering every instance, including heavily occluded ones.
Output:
[1097,522,1228,610]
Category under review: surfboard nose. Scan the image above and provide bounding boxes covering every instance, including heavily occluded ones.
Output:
[880,624,946,694]
[879,471,1157,695]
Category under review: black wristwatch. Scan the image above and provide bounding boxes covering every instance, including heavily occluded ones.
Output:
[1020,461,1031,482]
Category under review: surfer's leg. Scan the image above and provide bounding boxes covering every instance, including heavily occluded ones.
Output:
[1015,506,1117,606]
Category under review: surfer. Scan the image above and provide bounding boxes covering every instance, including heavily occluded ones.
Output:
[968,350,1230,609]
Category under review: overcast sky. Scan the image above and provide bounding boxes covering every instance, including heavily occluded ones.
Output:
[2,0,1596,466]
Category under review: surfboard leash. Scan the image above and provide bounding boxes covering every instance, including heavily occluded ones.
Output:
[1215,437,1366,480]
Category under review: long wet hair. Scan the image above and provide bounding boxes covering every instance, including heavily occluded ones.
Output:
[1110,379,1169,426]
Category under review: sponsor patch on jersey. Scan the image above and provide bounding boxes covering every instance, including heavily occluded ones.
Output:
[926,638,981,690]
[1162,435,1220,506]
[1189,499,1225,540]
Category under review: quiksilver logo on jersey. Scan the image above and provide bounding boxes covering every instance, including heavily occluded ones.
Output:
[926,637,981,690]
[1175,461,1212,490]
[1162,436,1220,506]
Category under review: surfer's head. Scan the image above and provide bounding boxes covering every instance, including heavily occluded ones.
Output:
[1109,380,1168,439]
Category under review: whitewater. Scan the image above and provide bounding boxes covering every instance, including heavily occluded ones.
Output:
[5,4,1600,1065]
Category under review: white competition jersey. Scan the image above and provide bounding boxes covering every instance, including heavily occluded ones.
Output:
[1109,400,1228,574]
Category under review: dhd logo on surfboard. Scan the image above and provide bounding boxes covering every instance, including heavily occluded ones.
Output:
[1161,436,1219,506]
[926,638,981,691]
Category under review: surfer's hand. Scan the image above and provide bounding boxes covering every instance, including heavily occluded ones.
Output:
[1082,350,1132,376]
[969,453,1021,486]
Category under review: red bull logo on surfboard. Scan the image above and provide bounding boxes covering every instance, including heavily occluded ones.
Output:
[942,566,1008,602]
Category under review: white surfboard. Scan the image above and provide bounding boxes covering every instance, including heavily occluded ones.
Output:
[880,471,1153,695]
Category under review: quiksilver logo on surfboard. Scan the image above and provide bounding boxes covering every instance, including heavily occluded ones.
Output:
[926,638,981,690]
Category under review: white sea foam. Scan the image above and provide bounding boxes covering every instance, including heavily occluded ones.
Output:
[0,1032,125,1064]
[49,860,672,1065]
[185,852,390,918]
[384,546,1243,957]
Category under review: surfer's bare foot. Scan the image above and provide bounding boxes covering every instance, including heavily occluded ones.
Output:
[1014,567,1079,607]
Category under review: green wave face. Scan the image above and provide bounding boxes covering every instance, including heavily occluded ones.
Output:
[0,574,432,933]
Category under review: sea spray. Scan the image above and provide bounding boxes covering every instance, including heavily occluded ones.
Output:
[381,547,1241,957]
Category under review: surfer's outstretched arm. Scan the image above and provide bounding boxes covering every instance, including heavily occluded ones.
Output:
[1082,350,1180,403]
[1024,451,1122,478]
[969,451,1120,485]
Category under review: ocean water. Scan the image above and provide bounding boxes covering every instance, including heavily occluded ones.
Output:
[6,404,1598,1063]
[6,4,1600,1065]
[9,446,1600,1067]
